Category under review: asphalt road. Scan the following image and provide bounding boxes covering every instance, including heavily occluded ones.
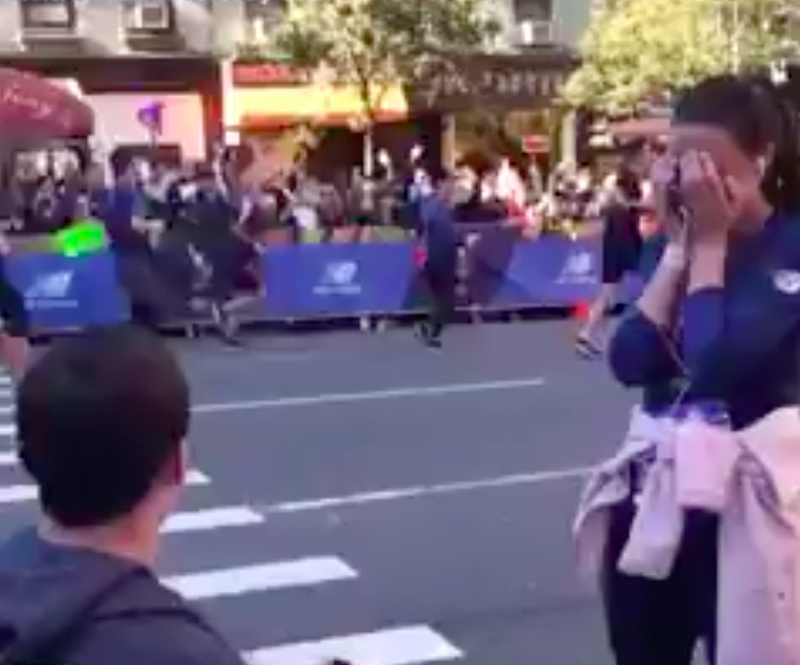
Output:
[0,320,638,665]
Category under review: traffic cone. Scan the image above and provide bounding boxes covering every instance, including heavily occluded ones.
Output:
[572,301,592,322]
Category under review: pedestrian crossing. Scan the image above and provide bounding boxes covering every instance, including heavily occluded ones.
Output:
[0,376,466,665]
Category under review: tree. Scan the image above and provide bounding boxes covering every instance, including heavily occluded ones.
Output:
[565,0,798,114]
[267,0,497,176]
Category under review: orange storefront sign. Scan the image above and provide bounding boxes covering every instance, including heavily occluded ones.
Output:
[228,62,408,129]
[231,85,408,128]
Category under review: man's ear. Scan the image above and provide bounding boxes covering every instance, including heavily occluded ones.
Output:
[162,440,187,488]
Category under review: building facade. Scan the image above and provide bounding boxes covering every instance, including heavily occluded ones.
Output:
[492,0,593,50]
[0,0,594,168]
[0,0,230,161]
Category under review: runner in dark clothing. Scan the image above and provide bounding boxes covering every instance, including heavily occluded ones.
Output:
[414,173,459,347]
[577,158,649,358]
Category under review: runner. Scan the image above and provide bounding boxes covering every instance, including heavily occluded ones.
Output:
[576,142,652,357]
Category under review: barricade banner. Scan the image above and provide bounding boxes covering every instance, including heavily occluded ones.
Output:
[6,250,130,331]
[463,225,523,307]
[494,237,602,306]
[262,243,415,317]
[473,236,642,307]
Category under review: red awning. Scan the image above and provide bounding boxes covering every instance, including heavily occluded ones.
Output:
[0,68,94,147]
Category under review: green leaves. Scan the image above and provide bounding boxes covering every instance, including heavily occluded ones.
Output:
[565,0,798,113]
[267,0,496,119]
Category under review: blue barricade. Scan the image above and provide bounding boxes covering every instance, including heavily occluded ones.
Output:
[490,237,603,306]
[469,236,643,308]
[262,243,416,317]
[6,250,130,332]
[0,234,646,332]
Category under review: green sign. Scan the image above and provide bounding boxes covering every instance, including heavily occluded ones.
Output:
[53,219,108,257]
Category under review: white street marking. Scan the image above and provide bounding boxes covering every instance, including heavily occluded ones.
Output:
[193,378,546,415]
[164,557,357,600]
[257,466,590,515]
[161,506,263,534]
[245,625,463,665]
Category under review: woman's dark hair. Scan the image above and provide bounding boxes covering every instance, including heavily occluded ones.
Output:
[673,74,800,213]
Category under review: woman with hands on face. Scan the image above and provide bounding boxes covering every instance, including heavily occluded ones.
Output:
[593,74,800,665]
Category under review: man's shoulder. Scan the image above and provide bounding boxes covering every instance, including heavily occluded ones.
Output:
[74,577,245,665]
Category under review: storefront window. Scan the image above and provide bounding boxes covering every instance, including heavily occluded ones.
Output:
[19,0,77,30]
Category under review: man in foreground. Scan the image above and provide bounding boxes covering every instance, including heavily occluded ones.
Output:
[0,325,246,665]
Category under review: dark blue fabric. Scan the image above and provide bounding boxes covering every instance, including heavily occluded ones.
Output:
[417,194,458,262]
[610,214,800,429]
[103,186,149,256]
[88,188,111,221]
[681,288,724,369]
[608,309,681,386]
[608,232,685,413]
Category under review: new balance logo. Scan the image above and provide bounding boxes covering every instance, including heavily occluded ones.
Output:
[25,270,74,300]
[315,261,361,296]
[322,261,358,286]
[558,250,595,284]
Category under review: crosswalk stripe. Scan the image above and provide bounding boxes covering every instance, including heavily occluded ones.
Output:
[164,557,357,601]
[244,625,463,665]
[161,506,263,534]
[0,484,35,504]
[0,468,210,505]
[0,376,11,387]
[0,451,210,490]
[0,424,14,438]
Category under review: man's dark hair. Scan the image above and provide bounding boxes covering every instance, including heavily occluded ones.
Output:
[17,325,190,528]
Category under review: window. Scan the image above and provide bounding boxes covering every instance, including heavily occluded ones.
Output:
[243,0,286,41]
[513,0,552,22]
[123,0,176,34]
[19,0,77,30]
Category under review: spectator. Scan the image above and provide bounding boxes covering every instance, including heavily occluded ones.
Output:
[0,326,245,665]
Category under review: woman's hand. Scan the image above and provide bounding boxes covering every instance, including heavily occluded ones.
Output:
[678,150,741,246]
